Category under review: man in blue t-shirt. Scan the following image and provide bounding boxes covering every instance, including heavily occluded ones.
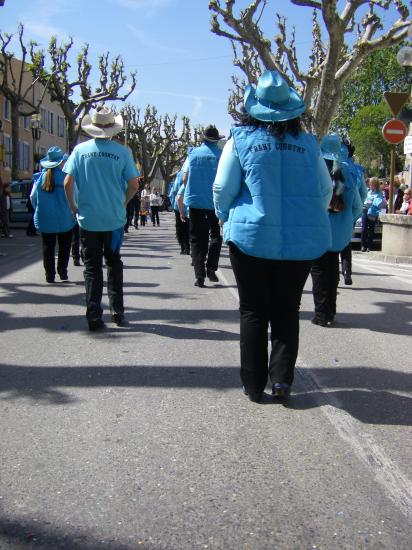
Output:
[64,107,139,331]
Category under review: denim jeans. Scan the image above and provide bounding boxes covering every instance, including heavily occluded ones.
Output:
[80,228,124,321]
[361,210,376,250]
[229,243,311,392]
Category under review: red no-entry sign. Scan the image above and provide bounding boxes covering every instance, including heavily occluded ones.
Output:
[382,119,408,144]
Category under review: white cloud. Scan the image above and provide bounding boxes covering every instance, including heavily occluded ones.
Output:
[126,25,188,56]
[112,0,172,15]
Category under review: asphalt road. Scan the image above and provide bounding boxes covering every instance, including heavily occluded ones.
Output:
[0,214,411,549]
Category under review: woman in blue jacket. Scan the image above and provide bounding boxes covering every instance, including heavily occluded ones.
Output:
[310,135,363,327]
[361,177,386,252]
[213,70,332,403]
[30,146,76,283]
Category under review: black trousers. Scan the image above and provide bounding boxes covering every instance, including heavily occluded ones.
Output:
[174,210,190,252]
[311,251,340,322]
[80,228,124,321]
[151,205,160,226]
[71,224,80,260]
[340,243,352,277]
[229,243,311,393]
[41,229,73,279]
[189,208,222,280]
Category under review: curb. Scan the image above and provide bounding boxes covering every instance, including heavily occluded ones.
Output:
[353,250,412,265]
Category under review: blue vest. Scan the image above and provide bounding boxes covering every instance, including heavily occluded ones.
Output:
[224,126,331,260]
[329,164,362,251]
[32,168,76,234]
[171,171,183,211]
[184,143,222,210]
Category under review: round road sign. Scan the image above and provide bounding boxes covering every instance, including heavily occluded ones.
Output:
[382,119,408,144]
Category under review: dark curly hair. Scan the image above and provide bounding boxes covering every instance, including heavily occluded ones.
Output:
[235,109,302,140]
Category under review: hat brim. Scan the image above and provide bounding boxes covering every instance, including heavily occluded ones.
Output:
[244,85,306,122]
[321,151,340,161]
[40,158,64,169]
[81,114,124,138]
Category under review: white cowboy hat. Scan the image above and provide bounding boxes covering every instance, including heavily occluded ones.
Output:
[81,107,124,138]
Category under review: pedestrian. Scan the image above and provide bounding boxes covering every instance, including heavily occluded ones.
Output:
[397,187,411,214]
[182,125,224,287]
[213,70,332,402]
[30,147,76,283]
[0,180,13,238]
[310,134,363,327]
[139,204,148,226]
[149,188,162,226]
[63,106,140,330]
[141,183,151,219]
[339,138,367,285]
[361,176,386,252]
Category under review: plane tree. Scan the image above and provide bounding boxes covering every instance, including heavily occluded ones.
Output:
[209,0,410,137]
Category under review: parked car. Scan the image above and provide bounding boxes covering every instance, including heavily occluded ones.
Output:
[351,213,383,248]
[9,179,33,223]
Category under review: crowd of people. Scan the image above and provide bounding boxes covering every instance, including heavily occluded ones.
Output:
[1,71,411,403]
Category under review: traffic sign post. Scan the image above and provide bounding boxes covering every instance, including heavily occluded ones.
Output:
[382,119,408,213]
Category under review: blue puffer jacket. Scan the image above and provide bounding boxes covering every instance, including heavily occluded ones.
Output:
[329,164,363,251]
[184,142,222,210]
[31,168,76,233]
[213,126,332,260]
[364,190,385,218]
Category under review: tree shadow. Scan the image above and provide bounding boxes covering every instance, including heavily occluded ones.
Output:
[0,516,136,550]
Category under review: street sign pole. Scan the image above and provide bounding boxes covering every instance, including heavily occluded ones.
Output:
[389,146,396,214]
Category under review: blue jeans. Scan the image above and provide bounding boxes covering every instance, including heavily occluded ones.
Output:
[361,210,376,250]
[80,228,124,321]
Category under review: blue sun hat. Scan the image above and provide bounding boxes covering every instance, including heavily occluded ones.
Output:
[244,70,306,122]
[40,146,64,169]
[320,134,342,161]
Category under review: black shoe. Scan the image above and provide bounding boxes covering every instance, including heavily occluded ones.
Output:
[194,278,205,288]
[207,269,219,282]
[242,386,262,403]
[73,258,81,266]
[272,383,291,400]
[111,313,126,326]
[344,276,352,285]
[58,271,68,281]
[311,317,329,327]
[88,318,105,331]
[46,276,55,284]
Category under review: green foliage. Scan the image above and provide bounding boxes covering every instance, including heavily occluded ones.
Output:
[332,44,410,134]
[350,102,405,176]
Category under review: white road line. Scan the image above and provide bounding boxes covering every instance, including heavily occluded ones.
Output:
[298,365,412,522]
[354,260,412,286]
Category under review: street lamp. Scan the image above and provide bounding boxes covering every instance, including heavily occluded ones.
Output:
[30,113,41,173]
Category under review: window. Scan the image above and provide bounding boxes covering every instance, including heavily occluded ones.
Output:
[40,108,47,130]
[57,115,65,138]
[23,142,30,171]
[23,116,30,130]
[3,98,11,121]
[3,135,12,168]
[48,111,54,134]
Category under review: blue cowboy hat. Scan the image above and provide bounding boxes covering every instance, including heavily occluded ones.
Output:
[320,134,342,161]
[40,146,64,169]
[244,70,306,122]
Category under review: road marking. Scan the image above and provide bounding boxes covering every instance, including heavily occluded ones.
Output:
[298,365,412,522]
[354,259,412,286]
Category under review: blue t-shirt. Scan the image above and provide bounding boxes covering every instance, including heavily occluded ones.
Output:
[64,139,139,231]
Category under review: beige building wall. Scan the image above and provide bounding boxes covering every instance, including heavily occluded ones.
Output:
[0,56,67,182]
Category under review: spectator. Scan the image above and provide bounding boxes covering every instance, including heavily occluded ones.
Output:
[149,188,163,226]
[64,107,140,330]
[0,180,13,238]
[397,187,411,214]
[30,147,76,283]
[361,177,386,252]
[213,70,332,402]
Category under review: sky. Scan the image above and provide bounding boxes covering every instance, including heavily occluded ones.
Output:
[0,0,409,138]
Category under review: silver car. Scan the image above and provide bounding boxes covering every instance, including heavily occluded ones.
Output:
[9,179,33,223]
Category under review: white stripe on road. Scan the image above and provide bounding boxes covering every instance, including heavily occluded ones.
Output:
[354,259,412,286]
